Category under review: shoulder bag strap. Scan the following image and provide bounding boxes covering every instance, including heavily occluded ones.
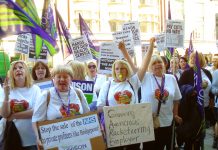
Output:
[106,81,111,106]
[127,80,139,103]
[75,88,82,102]
[46,91,50,107]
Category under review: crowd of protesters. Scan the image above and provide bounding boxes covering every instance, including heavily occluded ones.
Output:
[0,38,218,150]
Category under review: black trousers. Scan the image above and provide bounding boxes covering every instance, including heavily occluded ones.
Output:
[107,143,140,150]
[143,125,172,150]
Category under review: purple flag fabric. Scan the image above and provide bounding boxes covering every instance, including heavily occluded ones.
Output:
[55,5,73,58]
[0,0,57,52]
[79,13,99,60]
[41,1,57,39]
[193,51,204,117]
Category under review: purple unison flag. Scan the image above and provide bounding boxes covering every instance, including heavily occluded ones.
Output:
[79,13,99,60]
[193,51,204,117]
[55,5,73,58]
[0,0,57,52]
[41,0,57,39]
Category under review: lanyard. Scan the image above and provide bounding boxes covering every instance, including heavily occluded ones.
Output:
[55,87,71,116]
[153,74,165,102]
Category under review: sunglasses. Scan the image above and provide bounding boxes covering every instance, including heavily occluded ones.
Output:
[88,65,96,69]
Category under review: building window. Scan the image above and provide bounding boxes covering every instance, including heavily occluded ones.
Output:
[109,21,117,32]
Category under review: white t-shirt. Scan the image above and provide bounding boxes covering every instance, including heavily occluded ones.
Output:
[97,74,140,107]
[8,85,41,146]
[32,87,90,122]
[140,72,182,127]
[201,70,212,107]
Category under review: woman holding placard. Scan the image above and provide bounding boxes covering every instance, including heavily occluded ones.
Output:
[32,65,90,148]
[119,38,182,150]
[1,60,41,150]
[97,39,155,150]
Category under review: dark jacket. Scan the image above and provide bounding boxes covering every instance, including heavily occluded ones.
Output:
[176,84,202,142]
[179,67,214,99]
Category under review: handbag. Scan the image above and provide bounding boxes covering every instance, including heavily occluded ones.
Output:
[153,113,160,129]
[2,121,23,150]
[153,100,161,129]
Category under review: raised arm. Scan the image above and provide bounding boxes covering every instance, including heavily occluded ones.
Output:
[118,41,138,73]
[137,37,155,81]
[1,78,11,118]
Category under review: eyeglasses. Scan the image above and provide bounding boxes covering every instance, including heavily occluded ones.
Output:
[88,65,96,69]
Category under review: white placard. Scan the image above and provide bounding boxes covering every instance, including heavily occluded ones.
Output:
[27,34,48,63]
[141,43,150,57]
[98,42,122,74]
[112,30,135,57]
[155,33,166,51]
[70,36,93,62]
[122,21,141,46]
[34,79,53,91]
[165,20,185,48]
[38,114,102,150]
[103,103,154,148]
[15,33,31,54]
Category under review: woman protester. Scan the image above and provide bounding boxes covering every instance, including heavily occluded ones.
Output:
[179,52,215,149]
[97,38,155,150]
[32,65,90,147]
[68,60,98,111]
[179,57,189,73]
[1,60,41,150]
[97,59,141,150]
[32,61,51,81]
[67,60,86,80]
[85,60,107,95]
[169,57,183,81]
[86,60,107,111]
[119,38,182,150]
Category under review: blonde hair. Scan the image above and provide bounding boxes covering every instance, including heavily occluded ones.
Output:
[189,52,206,68]
[213,60,218,70]
[112,59,133,79]
[9,60,33,89]
[148,55,166,73]
[67,60,86,80]
[51,65,73,79]
[85,60,97,76]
